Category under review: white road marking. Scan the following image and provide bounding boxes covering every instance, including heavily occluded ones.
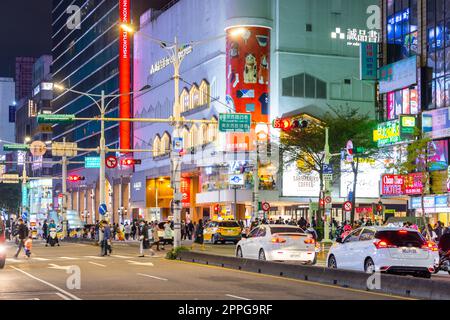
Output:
[137,273,168,281]
[84,256,106,260]
[27,298,40,300]
[48,264,71,271]
[110,255,131,259]
[127,260,154,267]
[226,294,251,300]
[55,292,71,300]
[59,257,79,260]
[88,262,106,268]
[10,266,81,301]
[33,257,50,261]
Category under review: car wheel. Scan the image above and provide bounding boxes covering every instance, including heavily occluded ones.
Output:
[258,249,266,261]
[236,246,243,258]
[364,258,376,274]
[0,258,5,269]
[311,254,317,266]
[328,255,337,269]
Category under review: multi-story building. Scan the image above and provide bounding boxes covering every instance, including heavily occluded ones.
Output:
[0,77,16,157]
[15,57,36,102]
[378,0,450,226]
[51,0,154,224]
[131,0,388,223]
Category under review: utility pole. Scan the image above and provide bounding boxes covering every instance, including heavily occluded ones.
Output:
[171,37,183,249]
[61,137,68,237]
[322,128,333,244]
[99,90,107,222]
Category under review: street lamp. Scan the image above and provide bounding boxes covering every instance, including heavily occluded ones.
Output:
[53,83,152,223]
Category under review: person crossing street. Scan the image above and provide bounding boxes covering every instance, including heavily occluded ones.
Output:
[13,219,28,259]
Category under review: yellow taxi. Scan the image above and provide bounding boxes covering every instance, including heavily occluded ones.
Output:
[204,219,242,244]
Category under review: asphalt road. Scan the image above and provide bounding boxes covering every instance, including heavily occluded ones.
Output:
[0,241,411,300]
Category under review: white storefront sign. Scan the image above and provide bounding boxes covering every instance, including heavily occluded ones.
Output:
[340,158,386,198]
[283,162,321,197]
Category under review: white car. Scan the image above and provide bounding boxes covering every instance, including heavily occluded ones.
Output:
[327,226,439,278]
[235,225,317,264]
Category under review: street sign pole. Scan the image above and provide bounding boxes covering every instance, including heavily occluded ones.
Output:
[322,127,333,245]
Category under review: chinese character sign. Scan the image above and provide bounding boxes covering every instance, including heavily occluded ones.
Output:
[360,42,378,80]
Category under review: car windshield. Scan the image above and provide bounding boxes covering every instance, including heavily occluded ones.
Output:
[270,227,305,234]
[219,221,240,228]
[375,230,426,248]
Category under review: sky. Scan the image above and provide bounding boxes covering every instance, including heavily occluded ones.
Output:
[0,0,172,77]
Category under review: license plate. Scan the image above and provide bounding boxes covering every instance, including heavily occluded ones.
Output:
[290,254,301,258]
[402,248,417,254]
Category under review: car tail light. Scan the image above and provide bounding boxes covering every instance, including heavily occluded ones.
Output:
[374,239,397,249]
[422,241,438,252]
[304,238,315,244]
[428,267,435,273]
[398,230,408,234]
[380,266,390,271]
[272,237,286,244]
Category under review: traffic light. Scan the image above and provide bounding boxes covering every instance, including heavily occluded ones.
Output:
[214,204,220,214]
[373,202,384,215]
[319,198,325,207]
[272,118,308,132]
[121,159,142,166]
[68,175,85,182]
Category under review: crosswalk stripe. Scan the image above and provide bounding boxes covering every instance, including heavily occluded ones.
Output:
[33,257,50,261]
[84,256,106,260]
[110,255,131,259]
[59,257,79,260]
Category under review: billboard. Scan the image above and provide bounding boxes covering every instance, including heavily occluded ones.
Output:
[360,42,378,80]
[381,173,423,196]
[379,56,417,94]
[428,139,449,171]
[340,159,386,198]
[225,26,271,152]
[422,107,450,140]
[282,162,321,197]
[119,0,131,150]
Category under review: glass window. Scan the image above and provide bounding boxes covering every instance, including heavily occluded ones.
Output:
[316,79,327,99]
[293,74,304,97]
[305,74,315,98]
[343,228,363,243]
[248,228,260,238]
[282,77,293,96]
[359,228,376,241]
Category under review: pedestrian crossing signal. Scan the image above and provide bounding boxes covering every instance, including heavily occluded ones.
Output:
[68,175,85,182]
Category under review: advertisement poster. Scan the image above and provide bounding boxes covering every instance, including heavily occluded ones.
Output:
[340,159,386,198]
[428,139,449,171]
[225,26,271,151]
[282,162,321,197]
[422,108,450,139]
[119,0,131,150]
[181,178,191,207]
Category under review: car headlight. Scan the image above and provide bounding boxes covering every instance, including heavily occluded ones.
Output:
[0,245,6,254]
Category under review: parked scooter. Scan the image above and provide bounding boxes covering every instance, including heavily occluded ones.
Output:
[47,228,60,247]
[434,233,450,275]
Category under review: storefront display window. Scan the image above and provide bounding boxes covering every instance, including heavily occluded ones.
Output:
[387,2,418,62]
[385,87,419,120]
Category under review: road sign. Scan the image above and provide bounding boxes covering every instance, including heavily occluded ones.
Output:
[30,141,47,157]
[343,201,353,212]
[106,156,118,169]
[99,204,107,216]
[37,114,75,124]
[325,196,332,204]
[1,174,20,184]
[219,113,251,133]
[52,142,77,157]
[173,137,183,152]
[3,144,29,152]
[22,212,28,221]
[323,174,333,182]
[84,157,101,169]
[262,202,271,212]
[229,174,245,186]
[323,164,333,174]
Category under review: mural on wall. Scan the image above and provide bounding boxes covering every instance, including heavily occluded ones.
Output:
[225,26,271,151]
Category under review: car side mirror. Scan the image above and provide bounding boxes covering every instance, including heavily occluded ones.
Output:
[336,237,343,244]
[241,234,248,239]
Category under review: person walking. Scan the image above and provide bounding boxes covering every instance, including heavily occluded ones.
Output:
[149,222,161,254]
[124,223,131,241]
[187,221,194,240]
[24,235,33,258]
[191,219,205,251]
[13,219,28,259]
[181,221,186,241]
[163,221,173,246]
[138,220,150,257]
[102,222,112,256]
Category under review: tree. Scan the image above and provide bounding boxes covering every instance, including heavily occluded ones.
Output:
[387,128,432,240]
[324,106,378,223]
[280,106,378,224]
[0,183,21,215]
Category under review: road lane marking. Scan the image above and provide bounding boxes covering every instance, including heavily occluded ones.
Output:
[226,294,251,300]
[10,266,82,301]
[137,273,168,281]
[127,260,154,267]
[84,256,106,260]
[48,264,72,271]
[33,258,50,261]
[111,255,131,259]
[88,262,106,268]
[55,292,71,300]
[169,260,416,300]
[59,257,79,260]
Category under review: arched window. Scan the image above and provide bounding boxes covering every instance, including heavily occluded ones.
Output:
[161,132,171,155]
[180,88,190,112]
[208,117,218,143]
[199,123,208,146]
[182,126,190,149]
[199,80,210,106]
[189,125,198,147]
[190,84,200,109]
[153,135,161,157]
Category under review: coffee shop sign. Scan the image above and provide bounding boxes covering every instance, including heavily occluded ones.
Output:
[150,45,193,75]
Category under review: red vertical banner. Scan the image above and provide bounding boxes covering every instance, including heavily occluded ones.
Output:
[119,0,131,150]
[225,26,271,151]
[181,178,191,207]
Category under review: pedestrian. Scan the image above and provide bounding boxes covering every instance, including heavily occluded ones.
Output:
[435,221,444,242]
[24,235,33,258]
[13,219,28,259]
[124,223,131,241]
[163,221,173,246]
[138,220,150,257]
[188,221,194,240]
[423,224,437,241]
[298,217,307,229]
[191,219,205,251]
[102,222,112,256]
[181,221,186,241]
[149,222,161,253]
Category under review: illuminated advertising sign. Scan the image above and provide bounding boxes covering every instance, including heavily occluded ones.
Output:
[340,158,386,198]
[422,107,450,140]
[428,140,449,171]
[381,173,423,196]
[119,0,131,150]
[225,26,271,151]
[282,162,321,197]
[373,120,401,147]
[400,115,416,139]
[379,56,417,94]
[360,42,378,80]
[181,178,190,207]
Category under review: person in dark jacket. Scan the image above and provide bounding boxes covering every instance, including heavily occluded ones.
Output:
[14,219,28,259]
[138,221,150,257]
[42,220,48,241]
[191,219,205,250]
[101,222,112,256]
